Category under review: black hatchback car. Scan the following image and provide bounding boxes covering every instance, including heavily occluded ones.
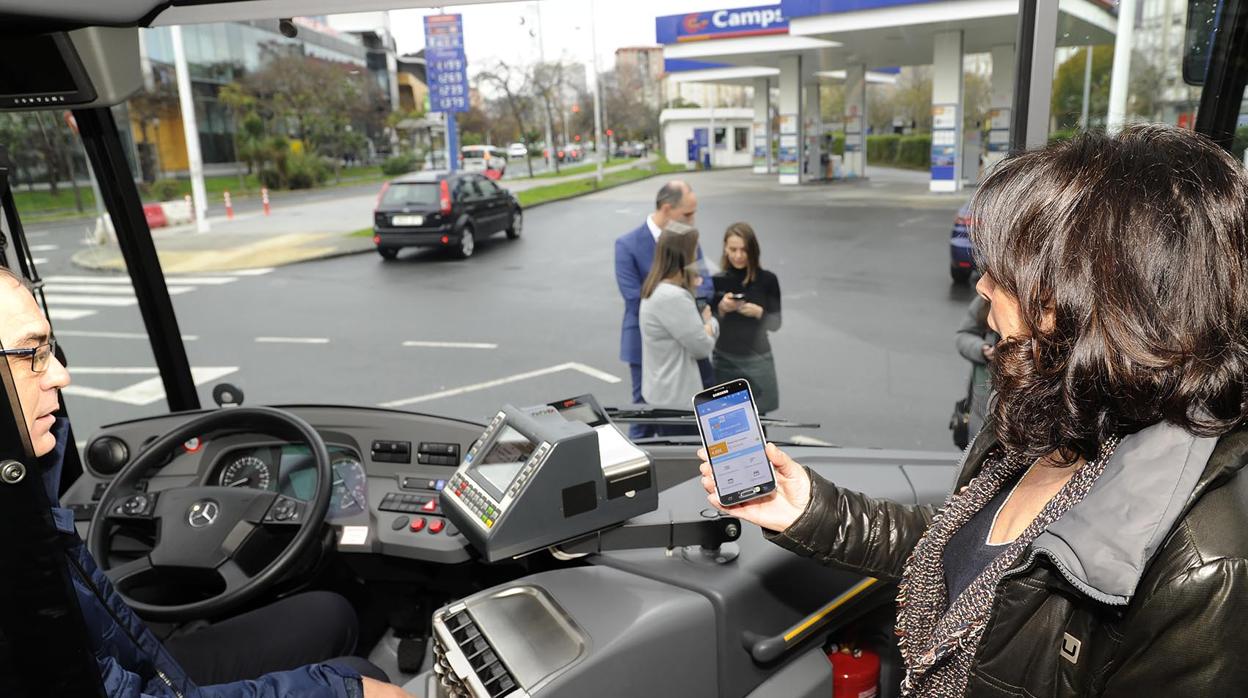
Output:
[372,171,522,260]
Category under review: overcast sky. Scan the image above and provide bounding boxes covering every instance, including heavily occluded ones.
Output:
[382,1,752,76]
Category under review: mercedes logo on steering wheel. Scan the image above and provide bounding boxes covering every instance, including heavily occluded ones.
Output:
[188,500,220,528]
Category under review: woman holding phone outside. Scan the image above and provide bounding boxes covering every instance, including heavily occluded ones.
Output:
[639,221,719,412]
[712,223,782,413]
[699,127,1248,695]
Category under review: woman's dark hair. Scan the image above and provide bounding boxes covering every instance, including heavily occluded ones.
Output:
[970,124,1248,464]
[641,221,701,299]
[721,222,761,285]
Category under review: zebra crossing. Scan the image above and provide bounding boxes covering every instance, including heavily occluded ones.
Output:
[41,269,273,322]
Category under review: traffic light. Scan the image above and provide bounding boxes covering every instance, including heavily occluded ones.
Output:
[574,134,581,142]
[571,104,581,113]
[606,129,613,137]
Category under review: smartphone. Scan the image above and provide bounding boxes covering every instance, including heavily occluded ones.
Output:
[693,379,778,506]
[696,298,709,313]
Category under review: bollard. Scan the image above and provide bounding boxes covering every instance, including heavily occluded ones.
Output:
[261,187,270,216]
[224,191,234,220]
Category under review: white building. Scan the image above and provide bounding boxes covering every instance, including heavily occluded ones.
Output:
[660,107,755,168]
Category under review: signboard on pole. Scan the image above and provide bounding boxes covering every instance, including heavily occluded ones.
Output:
[424,14,468,172]
[424,15,469,113]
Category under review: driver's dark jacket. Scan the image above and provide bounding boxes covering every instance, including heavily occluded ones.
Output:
[41,420,364,698]
[768,420,1248,695]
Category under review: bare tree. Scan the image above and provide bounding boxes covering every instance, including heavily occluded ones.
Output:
[477,61,536,177]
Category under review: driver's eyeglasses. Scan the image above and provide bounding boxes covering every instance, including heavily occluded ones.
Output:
[0,338,57,374]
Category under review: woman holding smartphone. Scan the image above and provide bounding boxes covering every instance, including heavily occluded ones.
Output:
[700,126,1248,695]
[639,221,719,411]
[712,223,782,413]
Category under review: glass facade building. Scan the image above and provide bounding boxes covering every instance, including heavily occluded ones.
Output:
[140,21,368,165]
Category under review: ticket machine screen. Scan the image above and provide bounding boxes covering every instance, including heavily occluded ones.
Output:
[470,425,535,498]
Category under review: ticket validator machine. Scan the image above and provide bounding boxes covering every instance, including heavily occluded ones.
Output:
[440,396,660,563]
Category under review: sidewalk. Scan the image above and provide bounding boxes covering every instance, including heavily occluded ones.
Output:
[71,158,659,274]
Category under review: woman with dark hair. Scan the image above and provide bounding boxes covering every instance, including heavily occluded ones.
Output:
[699,125,1248,695]
[639,222,719,408]
[712,222,782,413]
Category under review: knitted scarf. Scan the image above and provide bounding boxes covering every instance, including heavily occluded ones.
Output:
[894,436,1121,697]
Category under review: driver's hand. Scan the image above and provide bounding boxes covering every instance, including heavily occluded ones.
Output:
[362,677,418,698]
[698,443,812,533]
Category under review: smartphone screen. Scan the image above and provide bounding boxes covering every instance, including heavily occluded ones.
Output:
[693,379,777,506]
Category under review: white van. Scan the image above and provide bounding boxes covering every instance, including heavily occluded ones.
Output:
[461,145,507,176]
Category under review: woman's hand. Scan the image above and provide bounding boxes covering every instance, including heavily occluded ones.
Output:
[718,294,742,315]
[738,302,764,319]
[698,443,812,532]
[362,677,417,698]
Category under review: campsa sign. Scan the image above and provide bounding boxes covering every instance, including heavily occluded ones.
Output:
[656,5,789,44]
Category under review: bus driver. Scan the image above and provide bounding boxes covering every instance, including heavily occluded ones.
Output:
[0,267,416,698]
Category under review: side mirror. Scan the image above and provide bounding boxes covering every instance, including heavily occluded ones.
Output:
[1183,0,1223,85]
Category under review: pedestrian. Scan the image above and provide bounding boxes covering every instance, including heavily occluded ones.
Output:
[615,180,714,412]
[711,222,782,413]
[0,268,413,698]
[639,222,719,416]
[953,295,999,441]
[701,125,1248,695]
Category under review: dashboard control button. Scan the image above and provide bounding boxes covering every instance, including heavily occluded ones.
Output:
[392,516,410,531]
[421,499,438,513]
[428,519,445,534]
[409,517,426,533]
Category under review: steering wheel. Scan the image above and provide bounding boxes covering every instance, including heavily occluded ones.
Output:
[88,407,333,622]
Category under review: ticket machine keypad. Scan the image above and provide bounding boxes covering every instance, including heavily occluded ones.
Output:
[448,475,499,528]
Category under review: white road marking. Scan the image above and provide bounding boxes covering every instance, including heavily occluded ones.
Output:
[48,308,97,321]
[224,268,275,276]
[402,340,498,350]
[255,337,330,344]
[614,208,636,215]
[43,295,137,307]
[44,275,238,286]
[62,366,238,406]
[69,367,160,375]
[30,244,57,252]
[32,257,47,265]
[379,362,621,408]
[44,284,193,295]
[56,329,199,341]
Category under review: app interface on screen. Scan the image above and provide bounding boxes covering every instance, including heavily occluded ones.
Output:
[698,390,771,497]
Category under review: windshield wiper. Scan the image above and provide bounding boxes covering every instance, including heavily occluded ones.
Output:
[605,406,820,430]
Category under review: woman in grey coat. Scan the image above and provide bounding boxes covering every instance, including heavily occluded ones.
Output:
[955,295,999,438]
[639,222,719,407]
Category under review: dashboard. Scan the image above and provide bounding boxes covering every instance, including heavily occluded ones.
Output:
[211,442,368,522]
[65,404,960,568]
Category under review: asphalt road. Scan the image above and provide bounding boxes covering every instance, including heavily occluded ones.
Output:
[21,167,977,454]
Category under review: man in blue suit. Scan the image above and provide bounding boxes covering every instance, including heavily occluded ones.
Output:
[614,180,714,408]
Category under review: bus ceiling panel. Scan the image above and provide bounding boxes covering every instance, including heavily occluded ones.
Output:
[0,0,502,29]
[149,0,503,26]
[0,28,141,112]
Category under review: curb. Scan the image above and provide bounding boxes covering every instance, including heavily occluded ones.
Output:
[68,165,681,273]
[520,165,683,211]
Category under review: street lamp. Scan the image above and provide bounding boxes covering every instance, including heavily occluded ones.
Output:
[523,2,558,173]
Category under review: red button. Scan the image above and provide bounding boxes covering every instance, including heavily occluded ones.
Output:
[428,519,445,534]
[409,517,426,532]
[422,499,438,513]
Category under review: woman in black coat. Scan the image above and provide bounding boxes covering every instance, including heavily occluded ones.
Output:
[700,125,1248,696]
[712,222,782,413]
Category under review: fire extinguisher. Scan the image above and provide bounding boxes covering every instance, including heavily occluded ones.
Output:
[827,643,880,698]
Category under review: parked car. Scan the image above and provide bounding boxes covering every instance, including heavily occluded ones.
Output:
[507,142,528,159]
[373,171,522,260]
[949,202,974,283]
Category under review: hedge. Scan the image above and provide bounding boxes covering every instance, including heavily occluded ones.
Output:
[861,133,930,170]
